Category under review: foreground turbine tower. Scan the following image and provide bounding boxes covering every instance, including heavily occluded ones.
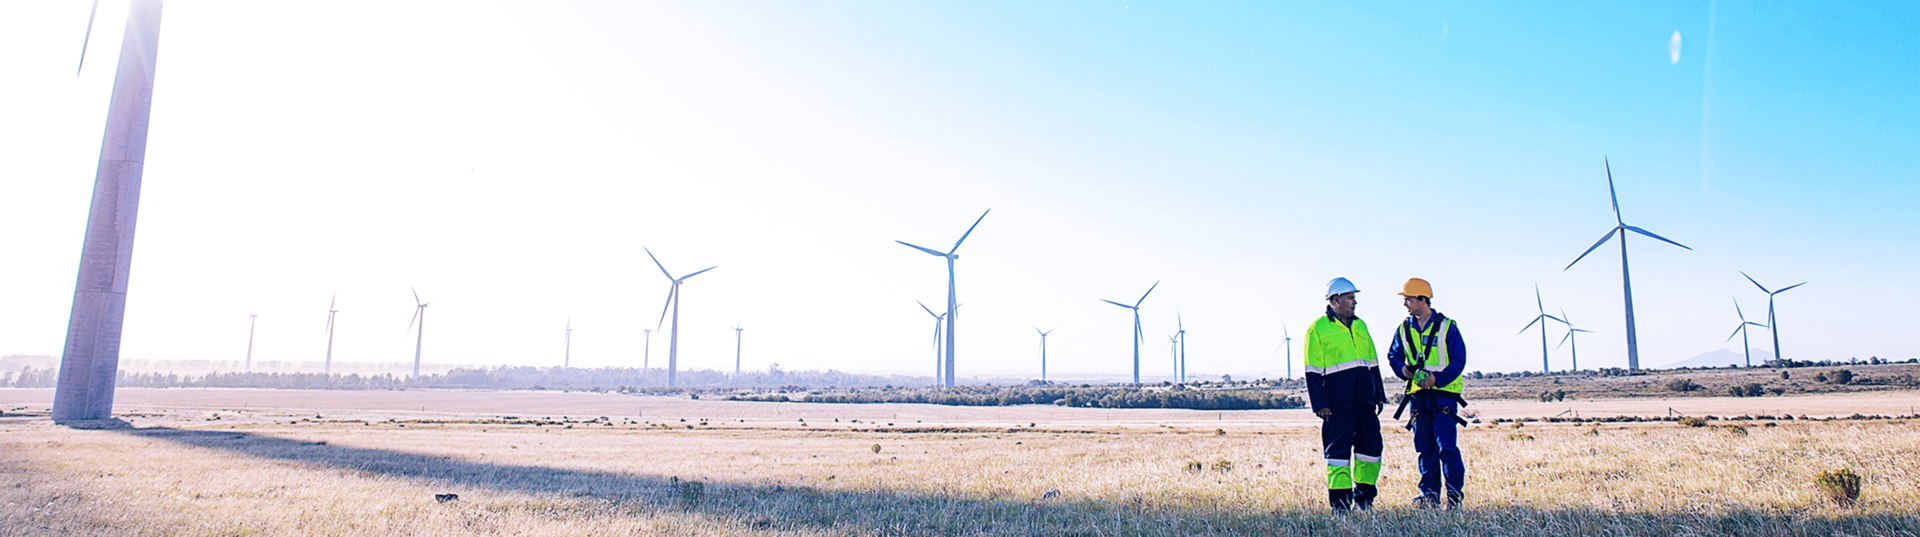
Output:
[1741,271,1806,364]
[896,209,989,388]
[1100,281,1158,385]
[53,0,166,421]
[646,248,716,388]
[1564,159,1691,370]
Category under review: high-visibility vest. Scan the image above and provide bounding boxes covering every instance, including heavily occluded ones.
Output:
[1397,317,1464,394]
[1306,314,1376,375]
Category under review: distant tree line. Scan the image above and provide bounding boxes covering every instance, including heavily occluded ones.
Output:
[786,385,1304,410]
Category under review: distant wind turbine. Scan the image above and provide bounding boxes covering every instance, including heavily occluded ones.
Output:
[646,248,717,388]
[1741,271,1806,364]
[1518,285,1567,374]
[1033,326,1056,382]
[245,313,258,373]
[324,294,338,376]
[407,287,434,379]
[1564,159,1692,370]
[564,317,573,368]
[1280,322,1294,379]
[642,328,652,369]
[1728,298,1769,368]
[1167,334,1180,382]
[897,209,989,388]
[1176,314,1188,383]
[1557,308,1594,371]
[918,300,946,386]
[1100,281,1159,384]
[732,325,745,376]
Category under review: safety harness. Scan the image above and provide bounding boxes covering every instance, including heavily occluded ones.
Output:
[1392,315,1468,429]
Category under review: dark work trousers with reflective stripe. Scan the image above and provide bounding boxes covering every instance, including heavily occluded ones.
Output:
[1321,407,1383,508]
[1412,393,1465,502]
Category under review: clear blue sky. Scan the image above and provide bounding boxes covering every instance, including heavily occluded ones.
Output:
[1,1,1914,379]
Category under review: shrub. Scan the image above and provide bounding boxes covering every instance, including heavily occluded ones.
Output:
[1815,468,1861,507]
[1538,389,1567,402]
[1506,433,1534,441]
[1728,383,1766,397]
[1209,460,1233,473]
[1781,370,1791,380]
[869,443,881,454]
[1183,461,1205,473]
[1719,424,1749,435]
[1678,416,1708,428]
[1827,370,1855,385]
[1666,378,1702,392]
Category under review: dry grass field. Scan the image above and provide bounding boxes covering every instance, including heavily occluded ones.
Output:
[3,388,1918,536]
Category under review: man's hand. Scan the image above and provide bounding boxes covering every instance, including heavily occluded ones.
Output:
[1314,408,1332,419]
[1418,375,1437,389]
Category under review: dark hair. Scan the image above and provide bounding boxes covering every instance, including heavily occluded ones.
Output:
[1413,296,1430,305]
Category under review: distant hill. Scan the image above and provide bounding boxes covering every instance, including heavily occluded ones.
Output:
[1660,348,1773,369]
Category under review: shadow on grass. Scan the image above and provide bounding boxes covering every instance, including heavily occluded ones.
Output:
[97,424,1917,537]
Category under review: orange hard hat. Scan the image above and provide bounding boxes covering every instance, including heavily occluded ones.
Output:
[1399,278,1434,298]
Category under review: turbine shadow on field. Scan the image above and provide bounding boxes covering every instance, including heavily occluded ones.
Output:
[103,426,1917,536]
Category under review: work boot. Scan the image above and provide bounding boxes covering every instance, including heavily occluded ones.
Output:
[1328,489,1353,512]
[1446,491,1464,511]
[1353,484,1378,511]
[1411,494,1440,509]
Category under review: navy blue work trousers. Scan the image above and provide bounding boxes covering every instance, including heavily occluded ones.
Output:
[1411,394,1465,499]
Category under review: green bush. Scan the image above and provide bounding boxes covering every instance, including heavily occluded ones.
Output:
[1728,383,1766,397]
[1678,416,1708,427]
[1815,468,1861,507]
[1827,370,1855,385]
[1666,378,1702,392]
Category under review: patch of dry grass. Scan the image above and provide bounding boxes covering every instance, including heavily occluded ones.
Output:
[2,409,1917,536]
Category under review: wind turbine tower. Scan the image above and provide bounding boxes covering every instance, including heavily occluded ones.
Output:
[1557,309,1594,371]
[1100,281,1159,385]
[896,209,989,388]
[646,248,717,388]
[52,0,165,421]
[642,328,652,369]
[1564,159,1692,370]
[1282,322,1294,379]
[1034,326,1055,382]
[1518,286,1567,374]
[918,301,947,386]
[324,294,338,375]
[1728,298,1769,368]
[245,314,258,373]
[564,317,573,368]
[408,287,434,378]
[1176,314,1188,383]
[1741,272,1806,364]
[732,325,744,376]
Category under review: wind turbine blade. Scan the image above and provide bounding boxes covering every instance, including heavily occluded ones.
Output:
[1740,271,1771,294]
[1775,282,1809,294]
[412,286,421,306]
[1734,297,1747,322]
[1544,314,1568,325]
[1623,225,1692,251]
[1606,157,1622,225]
[1747,322,1767,329]
[1574,328,1594,333]
[1535,285,1544,314]
[1177,312,1184,332]
[1728,324,1745,342]
[1564,228,1620,270]
[330,292,337,311]
[76,0,100,76]
[644,248,675,280]
[1559,308,1573,326]
[950,209,991,252]
[1099,299,1135,309]
[1518,316,1542,335]
[655,286,675,330]
[896,240,948,257]
[1136,280,1161,307]
[679,266,718,280]
[408,306,422,333]
[1559,331,1574,348]
[918,300,940,318]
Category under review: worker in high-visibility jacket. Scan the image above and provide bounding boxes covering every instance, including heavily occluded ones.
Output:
[1305,277,1388,512]
[1387,278,1468,509]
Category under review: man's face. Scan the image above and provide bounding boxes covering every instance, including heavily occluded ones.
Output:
[1330,292,1357,317]
[1403,295,1430,317]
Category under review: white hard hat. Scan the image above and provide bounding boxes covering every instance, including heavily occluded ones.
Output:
[1325,277,1359,299]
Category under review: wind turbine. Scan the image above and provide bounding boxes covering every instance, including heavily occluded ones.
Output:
[642,328,652,369]
[1280,322,1294,379]
[1564,159,1693,370]
[245,313,258,373]
[1167,334,1180,382]
[1176,313,1188,383]
[1728,298,1769,368]
[896,209,989,388]
[324,294,338,376]
[1741,271,1806,364]
[647,248,716,388]
[1100,281,1159,385]
[918,301,946,386]
[1517,285,1567,374]
[564,317,573,368]
[1033,326,1056,382]
[407,287,434,379]
[732,325,744,376]
[1557,308,1594,371]
[52,0,166,421]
